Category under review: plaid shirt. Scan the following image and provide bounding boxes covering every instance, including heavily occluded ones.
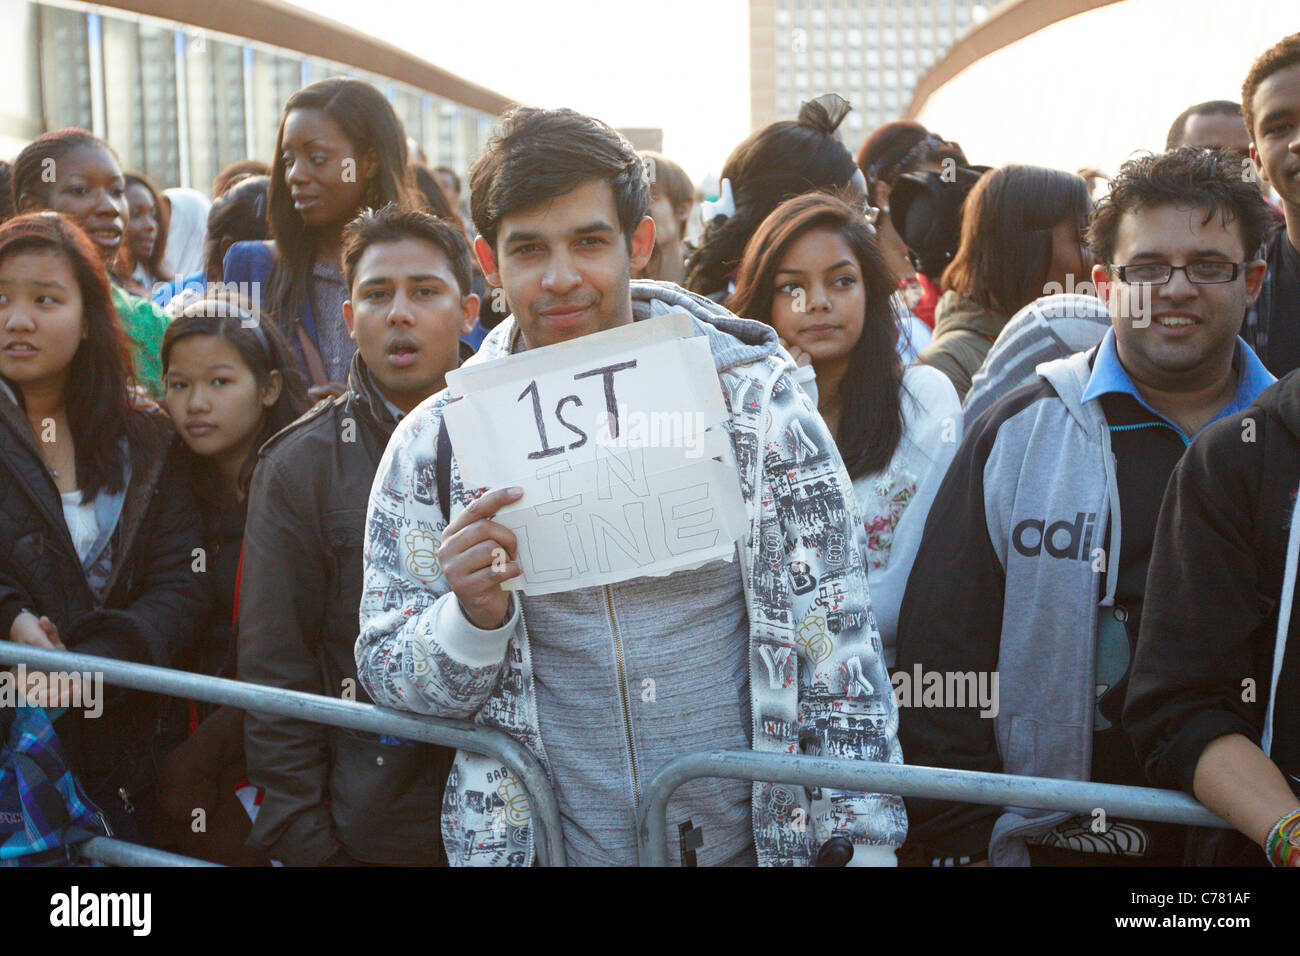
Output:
[0,707,108,866]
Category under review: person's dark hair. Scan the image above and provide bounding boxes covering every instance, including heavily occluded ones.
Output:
[469,106,649,255]
[856,120,967,191]
[1089,147,1274,268]
[0,212,151,499]
[264,78,413,338]
[343,202,472,296]
[1165,100,1244,149]
[0,162,13,223]
[640,151,694,213]
[213,159,270,198]
[686,97,860,298]
[727,192,902,478]
[433,165,461,197]
[204,175,270,282]
[942,165,1092,316]
[161,297,308,501]
[122,172,168,281]
[1242,33,1300,139]
[11,128,116,212]
[412,164,459,221]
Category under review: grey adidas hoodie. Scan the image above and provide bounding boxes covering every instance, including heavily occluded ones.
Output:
[897,348,1121,866]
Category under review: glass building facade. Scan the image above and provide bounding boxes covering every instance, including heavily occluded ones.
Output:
[27,0,501,191]
[751,0,988,137]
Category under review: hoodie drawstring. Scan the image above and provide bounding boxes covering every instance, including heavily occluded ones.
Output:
[1263,488,1300,756]
[1098,419,1121,607]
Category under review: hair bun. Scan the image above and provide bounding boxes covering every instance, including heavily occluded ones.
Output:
[798,93,852,135]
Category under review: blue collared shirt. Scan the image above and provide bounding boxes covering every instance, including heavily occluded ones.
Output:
[1081,327,1276,441]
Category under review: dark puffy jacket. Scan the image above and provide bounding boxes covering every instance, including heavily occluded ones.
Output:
[0,392,209,829]
[238,353,451,866]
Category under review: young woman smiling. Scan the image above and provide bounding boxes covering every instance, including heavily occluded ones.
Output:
[10,129,172,397]
[0,212,207,841]
[729,193,962,665]
[114,172,168,299]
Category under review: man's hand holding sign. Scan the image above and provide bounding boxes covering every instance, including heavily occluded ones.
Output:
[437,485,524,630]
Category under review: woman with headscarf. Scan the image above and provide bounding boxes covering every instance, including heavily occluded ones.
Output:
[158,187,211,283]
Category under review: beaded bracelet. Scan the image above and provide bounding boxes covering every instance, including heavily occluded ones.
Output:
[1264,807,1300,867]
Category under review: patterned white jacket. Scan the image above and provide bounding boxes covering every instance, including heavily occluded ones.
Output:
[355,280,908,866]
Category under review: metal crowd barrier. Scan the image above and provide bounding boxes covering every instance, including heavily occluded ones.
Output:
[0,644,567,867]
[78,837,220,867]
[635,750,1232,866]
[4,644,1238,869]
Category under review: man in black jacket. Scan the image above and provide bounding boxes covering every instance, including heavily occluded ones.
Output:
[1125,371,1300,866]
[239,205,479,865]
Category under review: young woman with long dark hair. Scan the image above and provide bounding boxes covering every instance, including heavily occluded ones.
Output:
[729,192,961,664]
[0,212,207,841]
[916,165,1094,400]
[10,129,171,396]
[223,78,415,401]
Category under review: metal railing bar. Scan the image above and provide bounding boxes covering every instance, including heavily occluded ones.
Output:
[636,750,1230,866]
[0,643,566,867]
[77,837,220,867]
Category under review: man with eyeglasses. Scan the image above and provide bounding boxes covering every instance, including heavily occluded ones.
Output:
[893,147,1274,867]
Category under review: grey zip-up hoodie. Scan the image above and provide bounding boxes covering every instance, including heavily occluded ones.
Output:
[897,348,1120,866]
[357,279,908,866]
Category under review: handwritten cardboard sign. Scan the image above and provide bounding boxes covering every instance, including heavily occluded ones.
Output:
[442,313,746,595]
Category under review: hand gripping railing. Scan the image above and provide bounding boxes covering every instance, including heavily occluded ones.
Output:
[0,643,566,867]
[635,750,1232,866]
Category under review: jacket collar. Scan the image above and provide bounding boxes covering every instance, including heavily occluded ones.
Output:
[0,379,71,543]
[1079,327,1276,439]
[342,351,402,439]
[932,290,1007,341]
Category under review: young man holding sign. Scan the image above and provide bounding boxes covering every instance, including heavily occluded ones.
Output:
[357,108,906,866]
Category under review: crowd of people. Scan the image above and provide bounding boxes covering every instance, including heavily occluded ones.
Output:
[1,29,1299,869]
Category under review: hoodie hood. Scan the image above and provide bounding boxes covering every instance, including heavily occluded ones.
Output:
[1036,347,1106,438]
[469,278,783,374]
[963,294,1110,432]
[932,290,1009,342]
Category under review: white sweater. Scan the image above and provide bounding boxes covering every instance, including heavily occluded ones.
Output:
[793,363,962,666]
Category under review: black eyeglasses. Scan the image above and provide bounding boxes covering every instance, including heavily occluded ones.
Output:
[1109,261,1250,285]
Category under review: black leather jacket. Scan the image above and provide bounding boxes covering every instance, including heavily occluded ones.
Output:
[238,353,451,865]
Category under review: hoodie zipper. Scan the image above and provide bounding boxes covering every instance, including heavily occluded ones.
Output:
[603,585,641,809]
[1108,420,1189,446]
